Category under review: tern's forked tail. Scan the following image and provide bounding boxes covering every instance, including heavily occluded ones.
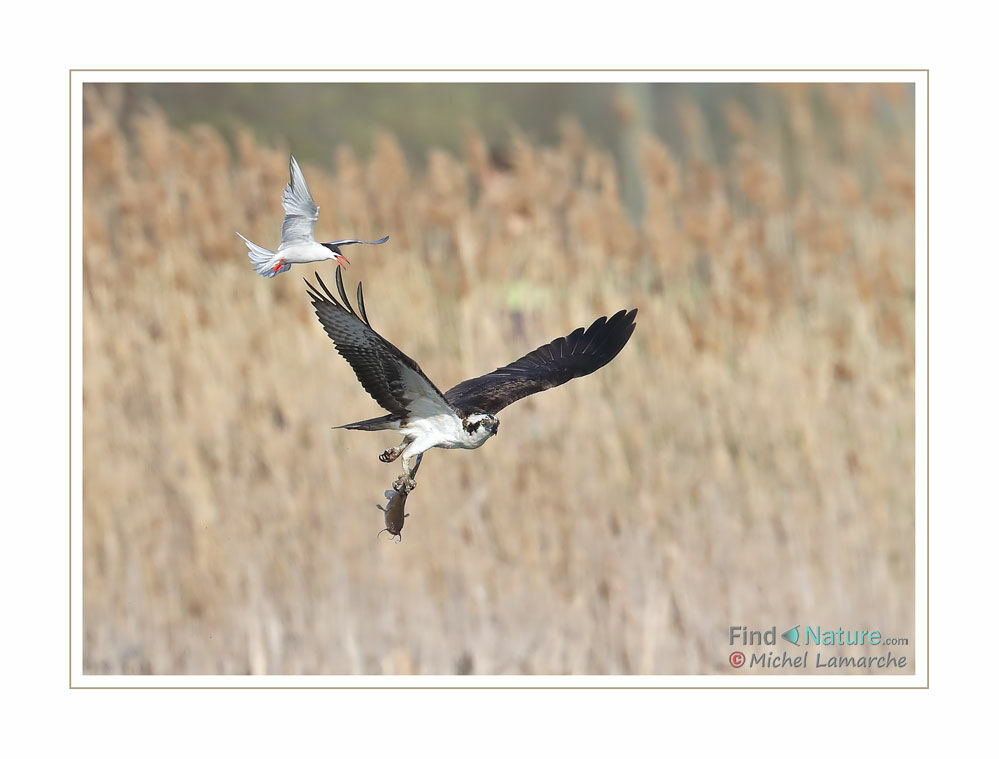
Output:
[238,233,288,277]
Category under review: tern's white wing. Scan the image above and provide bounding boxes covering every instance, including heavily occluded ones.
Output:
[280,155,320,246]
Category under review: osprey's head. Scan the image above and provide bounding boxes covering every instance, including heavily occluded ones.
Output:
[463,413,500,443]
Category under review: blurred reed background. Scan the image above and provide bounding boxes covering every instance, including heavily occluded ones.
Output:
[82,82,915,675]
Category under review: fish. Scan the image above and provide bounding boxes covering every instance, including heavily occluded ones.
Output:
[375,453,422,542]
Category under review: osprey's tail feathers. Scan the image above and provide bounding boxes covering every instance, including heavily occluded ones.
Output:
[336,414,401,431]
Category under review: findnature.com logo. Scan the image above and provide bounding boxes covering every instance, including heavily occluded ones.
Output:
[727,625,910,671]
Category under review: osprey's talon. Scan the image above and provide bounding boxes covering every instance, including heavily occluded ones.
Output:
[380,446,403,463]
[392,475,417,494]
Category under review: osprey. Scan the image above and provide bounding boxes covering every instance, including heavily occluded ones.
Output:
[306,268,638,492]
[238,155,389,277]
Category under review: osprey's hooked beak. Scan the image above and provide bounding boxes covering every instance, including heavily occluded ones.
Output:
[321,242,350,268]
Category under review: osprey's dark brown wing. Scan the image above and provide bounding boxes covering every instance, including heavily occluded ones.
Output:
[444,309,638,415]
[305,268,454,421]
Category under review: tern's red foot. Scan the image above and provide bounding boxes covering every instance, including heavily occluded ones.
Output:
[271,258,286,274]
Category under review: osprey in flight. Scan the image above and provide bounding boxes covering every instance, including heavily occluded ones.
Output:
[238,155,388,277]
[306,268,638,493]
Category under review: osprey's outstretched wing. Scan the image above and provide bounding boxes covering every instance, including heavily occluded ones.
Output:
[305,268,454,421]
[445,309,638,415]
[281,155,320,246]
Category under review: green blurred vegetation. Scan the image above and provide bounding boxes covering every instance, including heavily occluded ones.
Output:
[91,81,913,166]
[88,82,913,222]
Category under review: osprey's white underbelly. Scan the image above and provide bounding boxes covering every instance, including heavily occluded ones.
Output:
[399,411,493,457]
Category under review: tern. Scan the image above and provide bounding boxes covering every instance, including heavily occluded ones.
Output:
[238,155,388,277]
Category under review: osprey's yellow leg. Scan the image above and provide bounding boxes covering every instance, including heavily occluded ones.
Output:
[392,452,422,494]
